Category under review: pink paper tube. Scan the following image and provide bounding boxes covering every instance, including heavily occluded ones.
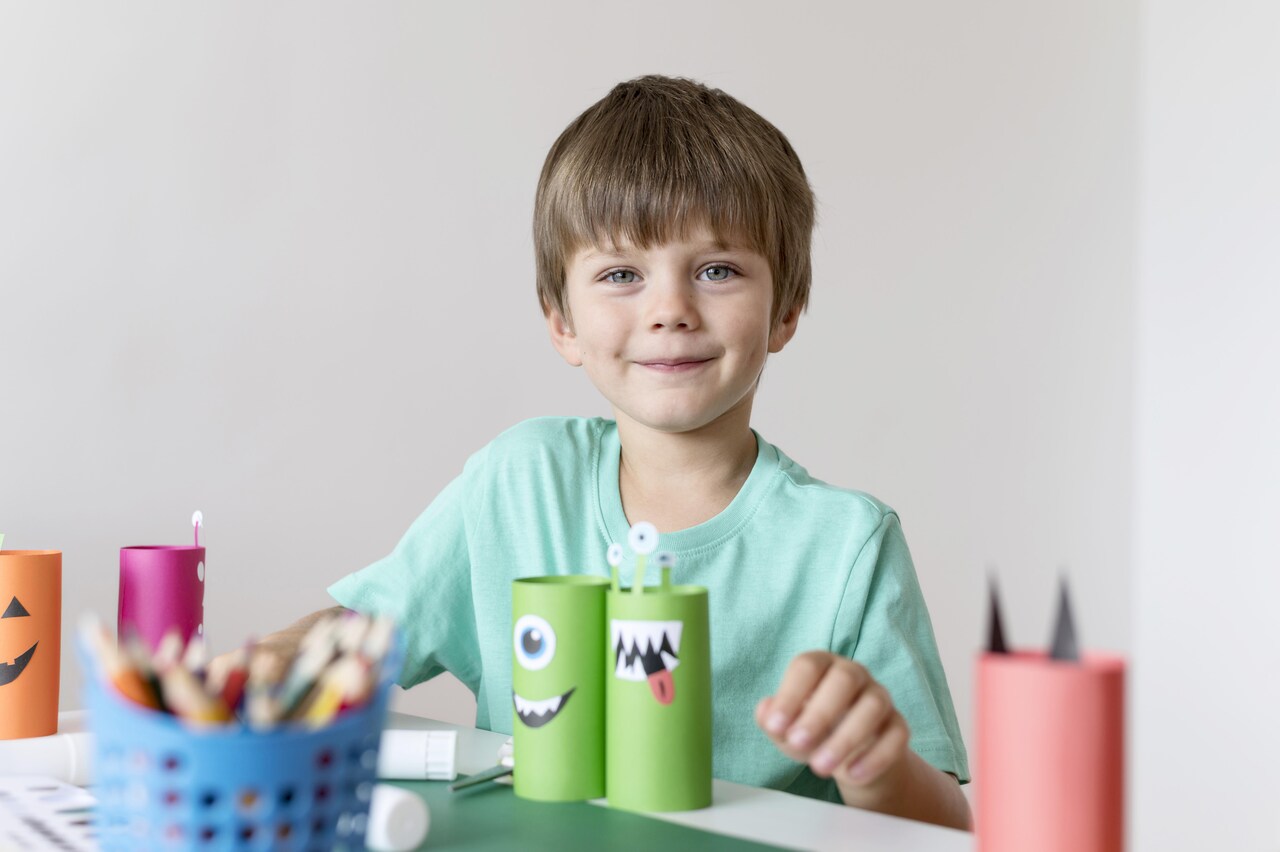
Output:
[976,650,1125,852]
[117,545,205,652]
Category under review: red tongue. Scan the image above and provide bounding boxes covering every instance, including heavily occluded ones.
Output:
[647,670,675,705]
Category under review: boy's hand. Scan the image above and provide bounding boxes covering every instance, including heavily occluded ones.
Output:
[207,605,350,689]
[755,651,910,793]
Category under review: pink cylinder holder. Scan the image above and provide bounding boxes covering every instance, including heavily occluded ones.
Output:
[976,650,1125,852]
[117,545,205,652]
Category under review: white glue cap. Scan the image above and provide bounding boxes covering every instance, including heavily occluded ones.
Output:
[377,729,458,781]
[366,784,429,852]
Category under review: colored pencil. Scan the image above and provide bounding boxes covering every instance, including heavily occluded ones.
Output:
[158,665,232,725]
[80,611,393,731]
[78,615,160,710]
[244,649,285,729]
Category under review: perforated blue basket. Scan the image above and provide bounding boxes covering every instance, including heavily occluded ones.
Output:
[78,632,402,852]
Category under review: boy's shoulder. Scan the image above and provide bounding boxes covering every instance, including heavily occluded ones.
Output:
[468,416,609,475]
[488,415,607,453]
[768,439,898,529]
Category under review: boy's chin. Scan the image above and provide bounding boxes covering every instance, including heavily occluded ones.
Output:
[606,386,757,436]
[615,406,742,436]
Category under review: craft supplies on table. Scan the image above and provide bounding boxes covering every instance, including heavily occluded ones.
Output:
[377,728,458,781]
[365,783,430,852]
[0,713,460,792]
[511,574,610,802]
[508,521,712,812]
[117,511,207,653]
[977,577,1125,852]
[0,547,62,740]
[0,711,93,785]
[0,774,431,852]
[77,610,402,851]
[0,775,97,851]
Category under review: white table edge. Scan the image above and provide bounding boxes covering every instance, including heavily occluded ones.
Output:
[386,711,971,852]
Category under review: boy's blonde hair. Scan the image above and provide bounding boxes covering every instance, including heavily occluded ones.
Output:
[533,74,817,332]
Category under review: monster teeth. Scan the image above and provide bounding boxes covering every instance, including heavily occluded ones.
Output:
[611,620,683,657]
[611,620,682,681]
[513,693,563,718]
[614,651,680,682]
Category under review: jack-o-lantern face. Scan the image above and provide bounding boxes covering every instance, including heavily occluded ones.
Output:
[0,550,61,740]
[0,595,37,687]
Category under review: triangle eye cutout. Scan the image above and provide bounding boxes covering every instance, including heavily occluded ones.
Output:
[2,597,30,618]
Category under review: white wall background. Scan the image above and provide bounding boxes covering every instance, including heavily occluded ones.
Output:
[1133,2,1280,849]
[4,0,1225,840]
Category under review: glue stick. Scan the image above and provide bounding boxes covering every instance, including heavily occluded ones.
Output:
[366,784,429,852]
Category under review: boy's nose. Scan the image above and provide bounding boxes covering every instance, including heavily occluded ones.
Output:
[645,280,701,331]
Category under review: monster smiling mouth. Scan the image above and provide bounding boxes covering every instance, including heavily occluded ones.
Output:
[0,642,37,687]
[612,620,681,705]
[513,687,575,728]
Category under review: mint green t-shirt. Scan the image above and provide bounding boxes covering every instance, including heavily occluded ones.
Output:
[328,416,969,801]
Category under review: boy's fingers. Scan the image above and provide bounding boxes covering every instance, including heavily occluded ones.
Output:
[761,652,835,736]
[248,643,290,683]
[784,660,870,754]
[838,715,911,788]
[205,652,232,685]
[755,696,773,729]
[807,682,895,777]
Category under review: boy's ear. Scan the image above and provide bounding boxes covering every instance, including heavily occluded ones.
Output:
[768,305,801,354]
[546,307,584,367]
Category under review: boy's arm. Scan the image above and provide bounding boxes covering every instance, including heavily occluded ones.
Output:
[758,507,970,828]
[835,745,971,830]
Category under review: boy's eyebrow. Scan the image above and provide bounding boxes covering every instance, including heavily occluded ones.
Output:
[582,242,748,261]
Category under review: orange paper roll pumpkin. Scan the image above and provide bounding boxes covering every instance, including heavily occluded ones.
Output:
[0,550,62,739]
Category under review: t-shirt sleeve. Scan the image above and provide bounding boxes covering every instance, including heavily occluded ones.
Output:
[326,445,488,695]
[833,509,971,784]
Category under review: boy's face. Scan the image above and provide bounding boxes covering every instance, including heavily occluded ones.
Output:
[548,223,798,435]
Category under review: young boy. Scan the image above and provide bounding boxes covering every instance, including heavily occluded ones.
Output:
[254,74,970,829]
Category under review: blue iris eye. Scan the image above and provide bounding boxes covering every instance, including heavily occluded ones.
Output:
[513,614,557,671]
[522,628,545,658]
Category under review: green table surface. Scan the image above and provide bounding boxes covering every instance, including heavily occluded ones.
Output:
[388,776,796,851]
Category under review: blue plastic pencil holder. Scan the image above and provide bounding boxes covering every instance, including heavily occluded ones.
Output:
[78,632,403,852]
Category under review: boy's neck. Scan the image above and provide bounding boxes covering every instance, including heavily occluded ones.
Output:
[614,407,759,534]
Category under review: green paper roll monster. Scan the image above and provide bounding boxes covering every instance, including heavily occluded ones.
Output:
[605,523,712,812]
[511,575,609,801]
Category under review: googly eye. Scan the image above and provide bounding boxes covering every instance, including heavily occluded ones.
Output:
[628,521,658,556]
[655,551,676,569]
[513,615,556,671]
[606,543,624,567]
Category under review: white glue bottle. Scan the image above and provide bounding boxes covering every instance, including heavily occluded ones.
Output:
[366,784,430,852]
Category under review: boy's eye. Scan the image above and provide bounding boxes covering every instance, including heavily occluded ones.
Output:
[701,265,736,282]
[601,265,738,285]
[513,614,557,671]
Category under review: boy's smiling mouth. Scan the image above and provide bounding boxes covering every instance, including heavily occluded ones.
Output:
[636,358,713,373]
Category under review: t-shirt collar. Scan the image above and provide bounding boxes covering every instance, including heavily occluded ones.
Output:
[594,419,779,564]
